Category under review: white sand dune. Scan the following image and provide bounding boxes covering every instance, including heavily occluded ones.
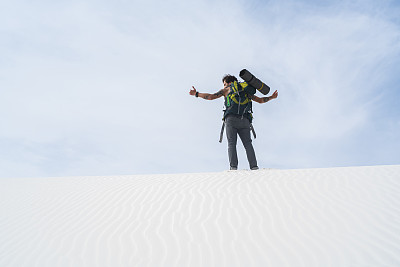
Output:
[1,165,400,266]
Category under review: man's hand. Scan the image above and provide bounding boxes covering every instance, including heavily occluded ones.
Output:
[270,90,278,100]
[189,86,197,96]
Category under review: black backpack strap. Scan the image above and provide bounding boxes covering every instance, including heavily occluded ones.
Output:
[219,121,225,143]
[250,123,256,139]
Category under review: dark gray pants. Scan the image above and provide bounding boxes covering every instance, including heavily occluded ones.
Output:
[225,115,258,169]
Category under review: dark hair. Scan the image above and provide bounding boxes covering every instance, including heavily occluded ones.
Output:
[222,74,238,84]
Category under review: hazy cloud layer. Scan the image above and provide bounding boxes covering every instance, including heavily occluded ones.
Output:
[1,0,399,177]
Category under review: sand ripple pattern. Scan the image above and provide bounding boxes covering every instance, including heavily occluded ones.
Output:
[1,165,400,266]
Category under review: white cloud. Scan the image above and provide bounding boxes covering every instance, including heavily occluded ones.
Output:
[1,0,399,177]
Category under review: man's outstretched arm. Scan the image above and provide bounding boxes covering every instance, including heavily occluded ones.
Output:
[251,90,278,103]
[189,86,226,100]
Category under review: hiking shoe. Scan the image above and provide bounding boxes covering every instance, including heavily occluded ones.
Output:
[230,167,238,170]
[251,166,259,170]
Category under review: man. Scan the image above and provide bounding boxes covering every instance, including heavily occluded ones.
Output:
[190,74,278,170]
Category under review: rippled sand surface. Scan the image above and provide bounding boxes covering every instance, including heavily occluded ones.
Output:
[1,165,400,266]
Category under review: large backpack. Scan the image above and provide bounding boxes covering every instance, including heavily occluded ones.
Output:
[223,81,256,122]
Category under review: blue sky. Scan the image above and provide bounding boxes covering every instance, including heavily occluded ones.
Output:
[1,0,399,178]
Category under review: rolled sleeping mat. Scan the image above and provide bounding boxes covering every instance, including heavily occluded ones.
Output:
[239,69,270,95]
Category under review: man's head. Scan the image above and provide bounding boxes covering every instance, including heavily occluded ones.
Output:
[222,74,238,87]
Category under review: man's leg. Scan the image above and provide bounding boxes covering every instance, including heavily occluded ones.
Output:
[237,121,258,169]
[225,117,238,169]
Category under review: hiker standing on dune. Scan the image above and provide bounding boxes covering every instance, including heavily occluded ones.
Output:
[190,72,278,170]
